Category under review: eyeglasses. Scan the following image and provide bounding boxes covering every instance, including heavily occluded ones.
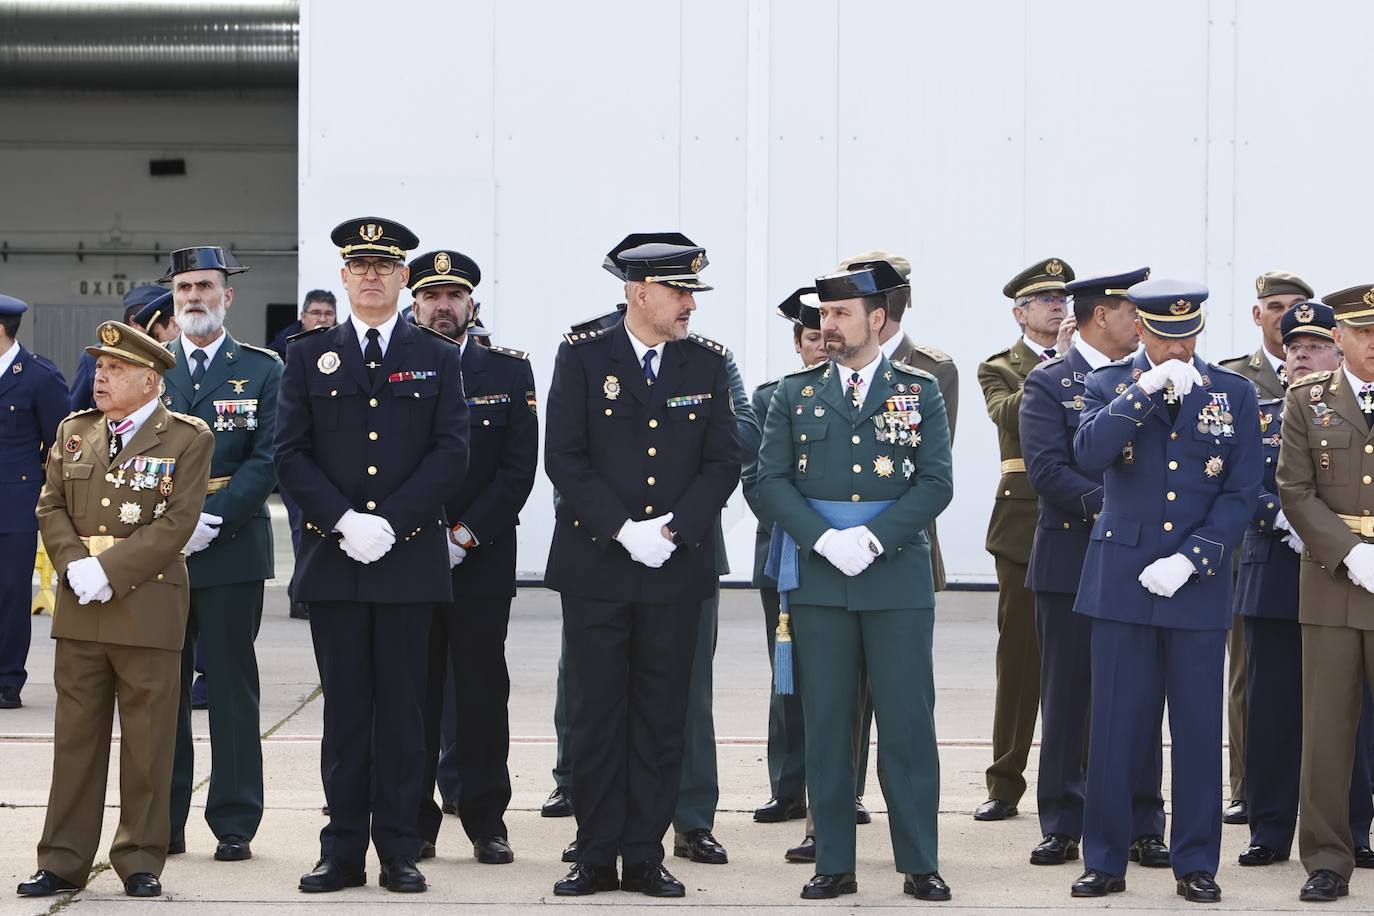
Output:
[303,308,335,318]
[345,259,399,276]
[1286,341,1338,355]
[1029,294,1067,307]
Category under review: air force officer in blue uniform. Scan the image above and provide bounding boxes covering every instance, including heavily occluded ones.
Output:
[1020,270,1167,868]
[1070,280,1262,903]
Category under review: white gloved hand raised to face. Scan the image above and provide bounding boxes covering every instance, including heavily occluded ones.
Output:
[1135,359,1205,397]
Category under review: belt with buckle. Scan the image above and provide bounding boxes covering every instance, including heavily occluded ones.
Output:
[80,535,126,556]
[1338,514,1374,538]
[207,476,231,494]
[1001,458,1027,475]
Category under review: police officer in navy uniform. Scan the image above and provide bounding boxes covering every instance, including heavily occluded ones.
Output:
[0,295,68,709]
[1019,269,1168,868]
[275,217,469,894]
[159,247,282,862]
[69,285,166,412]
[1235,299,1374,869]
[1070,279,1262,902]
[407,248,538,866]
[544,235,740,898]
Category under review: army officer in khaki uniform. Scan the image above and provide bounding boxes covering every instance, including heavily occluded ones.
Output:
[1277,284,1374,903]
[975,257,1077,820]
[18,321,212,899]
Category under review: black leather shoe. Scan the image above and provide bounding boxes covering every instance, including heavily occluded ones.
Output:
[541,786,574,817]
[473,836,514,864]
[299,857,366,893]
[16,869,79,896]
[903,872,952,900]
[440,800,457,815]
[621,862,685,897]
[124,873,161,897]
[1130,834,1171,868]
[974,798,1018,821]
[1356,846,1374,868]
[419,841,436,860]
[378,858,426,893]
[674,829,727,864]
[553,863,618,896]
[1030,833,1080,865]
[800,872,857,899]
[785,835,816,863]
[290,601,310,619]
[1071,869,1124,897]
[561,839,578,863]
[1239,843,1288,866]
[754,795,807,823]
[1300,869,1350,902]
[215,835,252,861]
[168,837,186,855]
[1176,871,1221,902]
[1222,799,1248,825]
[855,797,871,825]
[0,687,21,709]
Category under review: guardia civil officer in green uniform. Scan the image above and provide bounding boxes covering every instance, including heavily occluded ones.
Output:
[1218,269,1315,826]
[161,247,282,861]
[756,262,953,901]
[975,256,1077,820]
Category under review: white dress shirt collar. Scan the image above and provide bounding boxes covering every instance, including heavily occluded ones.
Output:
[834,350,884,398]
[112,392,161,440]
[0,341,19,376]
[178,329,227,369]
[625,324,664,378]
[1022,334,1052,358]
[1073,338,1115,371]
[1263,347,1285,376]
[880,331,904,359]
[351,311,401,356]
[1344,363,1374,395]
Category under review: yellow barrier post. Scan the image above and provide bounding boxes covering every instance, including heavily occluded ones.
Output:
[31,541,55,616]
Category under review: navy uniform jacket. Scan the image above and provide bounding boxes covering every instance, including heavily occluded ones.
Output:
[164,333,282,587]
[68,351,97,412]
[1072,351,1262,630]
[1021,346,1105,595]
[269,320,303,361]
[1235,398,1296,619]
[543,321,741,604]
[274,318,470,604]
[447,339,538,599]
[1,344,68,534]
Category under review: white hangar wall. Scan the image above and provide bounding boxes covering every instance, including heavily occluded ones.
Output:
[299,0,1374,583]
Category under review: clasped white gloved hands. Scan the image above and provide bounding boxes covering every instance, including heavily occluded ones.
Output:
[816,526,882,577]
[1345,543,1374,593]
[616,513,676,568]
[447,537,468,569]
[1274,510,1305,555]
[1135,359,1205,397]
[1138,553,1196,598]
[334,509,396,564]
[67,556,113,605]
[184,512,223,555]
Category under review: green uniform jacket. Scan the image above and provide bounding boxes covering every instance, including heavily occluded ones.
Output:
[164,334,282,587]
[744,377,782,585]
[756,356,953,611]
[890,334,958,588]
[1220,347,1286,401]
[978,338,1038,564]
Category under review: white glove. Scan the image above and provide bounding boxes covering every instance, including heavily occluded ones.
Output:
[1282,531,1305,555]
[184,512,223,555]
[67,556,111,603]
[447,538,468,569]
[1345,543,1374,593]
[1136,359,1205,396]
[816,527,876,577]
[334,509,396,565]
[616,513,677,568]
[1273,510,1291,534]
[854,526,884,557]
[1138,553,1196,598]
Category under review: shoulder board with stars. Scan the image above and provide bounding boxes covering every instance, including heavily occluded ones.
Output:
[982,346,1012,364]
[63,407,100,422]
[286,325,328,343]
[685,332,727,356]
[565,326,613,346]
[171,410,211,433]
[890,360,935,381]
[486,344,530,361]
[784,360,828,378]
[1208,362,1247,381]
[1217,353,1250,370]
[238,340,284,362]
[1290,369,1333,387]
[911,343,953,362]
[753,376,783,395]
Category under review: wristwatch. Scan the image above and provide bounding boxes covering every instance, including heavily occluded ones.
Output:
[451,524,478,549]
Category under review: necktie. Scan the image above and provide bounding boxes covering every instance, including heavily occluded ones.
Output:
[108,418,132,460]
[364,328,383,385]
[642,349,657,385]
[1362,384,1374,429]
[1041,347,1056,362]
[190,349,208,389]
[1278,365,1289,388]
[847,371,863,409]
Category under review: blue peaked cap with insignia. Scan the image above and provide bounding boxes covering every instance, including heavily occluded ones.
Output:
[132,290,174,329]
[122,284,165,320]
[1281,299,1336,344]
[1128,278,1207,339]
[0,294,28,316]
[1066,268,1151,300]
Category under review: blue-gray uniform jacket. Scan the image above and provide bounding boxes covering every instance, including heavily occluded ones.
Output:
[274,318,470,604]
[1072,351,1262,630]
[1,344,68,534]
[1021,345,1105,594]
[1235,398,1295,619]
[164,333,282,586]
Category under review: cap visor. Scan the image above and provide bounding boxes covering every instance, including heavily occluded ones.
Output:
[1139,314,1205,339]
[664,279,713,291]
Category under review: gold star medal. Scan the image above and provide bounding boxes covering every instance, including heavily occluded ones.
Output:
[603,375,621,400]
[1204,455,1224,478]
[873,455,895,478]
[118,501,142,525]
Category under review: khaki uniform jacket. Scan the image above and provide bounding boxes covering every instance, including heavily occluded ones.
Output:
[37,402,214,651]
[1277,368,1374,630]
[978,338,1039,565]
[1220,347,1286,401]
[890,333,958,588]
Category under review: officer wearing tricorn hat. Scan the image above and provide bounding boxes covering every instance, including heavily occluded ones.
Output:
[19,321,212,899]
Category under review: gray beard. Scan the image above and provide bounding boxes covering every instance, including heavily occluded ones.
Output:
[179,304,225,339]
